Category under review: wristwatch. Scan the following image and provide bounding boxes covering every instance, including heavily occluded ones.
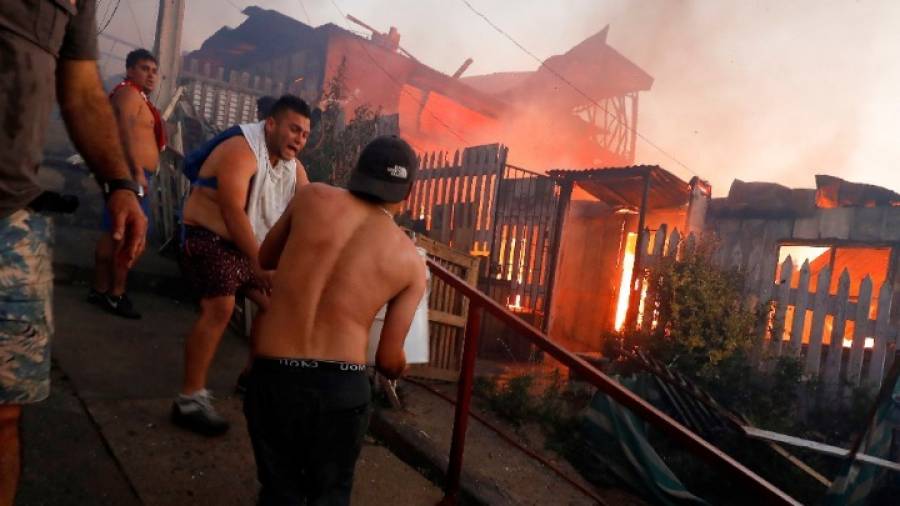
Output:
[101,179,144,200]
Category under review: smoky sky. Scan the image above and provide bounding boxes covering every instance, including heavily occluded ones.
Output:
[100,0,900,196]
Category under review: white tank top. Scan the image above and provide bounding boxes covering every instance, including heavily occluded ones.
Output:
[240,121,297,244]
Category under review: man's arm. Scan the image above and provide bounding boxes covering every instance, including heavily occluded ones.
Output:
[213,139,263,267]
[110,87,146,188]
[56,59,146,266]
[259,198,294,270]
[56,60,131,182]
[377,258,427,379]
[295,160,310,187]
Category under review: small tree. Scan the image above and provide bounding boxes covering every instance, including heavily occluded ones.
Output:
[302,57,387,185]
[627,238,758,381]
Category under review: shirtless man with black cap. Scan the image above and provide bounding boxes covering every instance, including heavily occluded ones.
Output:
[243,135,426,505]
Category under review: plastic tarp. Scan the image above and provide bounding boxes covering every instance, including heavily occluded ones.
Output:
[823,372,900,505]
[580,374,707,505]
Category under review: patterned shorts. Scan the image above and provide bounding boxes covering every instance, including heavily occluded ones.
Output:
[0,209,53,404]
[180,225,264,299]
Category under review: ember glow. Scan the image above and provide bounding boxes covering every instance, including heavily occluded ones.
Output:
[614,232,638,331]
[842,338,875,349]
[507,294,524,312]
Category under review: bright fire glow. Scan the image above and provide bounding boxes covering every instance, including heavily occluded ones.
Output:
[614,233,638,331]
[842,338,875,349]
[507,294,523,312]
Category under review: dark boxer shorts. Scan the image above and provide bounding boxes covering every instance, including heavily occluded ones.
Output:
[179,225,264,299]
[243,357,371,506]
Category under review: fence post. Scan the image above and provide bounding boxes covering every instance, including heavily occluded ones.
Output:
[824,270,851,391]
[442,303,482,504]
[770,256,794,360]
[868,281,893,386]
[788,260,810,355]
[805,266,833,376]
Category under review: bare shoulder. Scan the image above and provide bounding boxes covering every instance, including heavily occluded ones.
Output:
[295,160,310,186]
[395,233,426,285]
[208,136,256,173]
[296,182,340,200]
[110,85,143,110]
[291,183,344,216]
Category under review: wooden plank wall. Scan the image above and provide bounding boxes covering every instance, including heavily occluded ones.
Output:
[409,234,481,381]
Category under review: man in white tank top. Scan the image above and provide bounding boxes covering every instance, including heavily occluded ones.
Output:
[173,95,310,436]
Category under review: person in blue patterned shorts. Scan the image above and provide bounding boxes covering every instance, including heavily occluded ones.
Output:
[0,2,148,505]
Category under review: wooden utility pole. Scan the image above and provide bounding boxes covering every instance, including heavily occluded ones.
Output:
[151,0,185,109]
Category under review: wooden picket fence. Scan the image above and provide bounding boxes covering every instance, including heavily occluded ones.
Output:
[632,225,899,390]
[764,256,896,389]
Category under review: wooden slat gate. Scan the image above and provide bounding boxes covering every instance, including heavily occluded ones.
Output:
[400,147,563,332]
[409,234,480,381]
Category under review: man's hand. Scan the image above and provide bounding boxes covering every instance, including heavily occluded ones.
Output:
[106,190,147,268]
[252,262,274,295]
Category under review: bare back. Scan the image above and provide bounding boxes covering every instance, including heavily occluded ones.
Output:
[254,184,426,369]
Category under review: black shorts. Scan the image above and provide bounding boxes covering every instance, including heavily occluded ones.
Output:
[243,357,372,506]
[179,225,264,299]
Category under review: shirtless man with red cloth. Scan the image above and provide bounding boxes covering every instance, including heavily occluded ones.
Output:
[89,49,166,319]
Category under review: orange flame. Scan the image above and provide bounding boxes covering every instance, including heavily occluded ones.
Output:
[614,233,638,331]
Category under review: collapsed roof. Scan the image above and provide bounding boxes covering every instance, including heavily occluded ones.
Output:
[708,176,900,219]
[462,26,654,110]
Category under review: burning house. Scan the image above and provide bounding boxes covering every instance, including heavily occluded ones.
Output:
[545,167,709,352]
[181,6,652,169]
[706,176,900,351]
[173,6,900,384]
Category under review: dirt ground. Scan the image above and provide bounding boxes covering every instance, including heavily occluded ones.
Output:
[391,379,647,506]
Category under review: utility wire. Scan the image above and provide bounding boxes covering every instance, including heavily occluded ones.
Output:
[297,0,312,25]
[124,0,145,48]
[456,0,700,178]
[98,0,122,35]
[224,0,245,16]
[328,0,469,147]
[98,0,113,29]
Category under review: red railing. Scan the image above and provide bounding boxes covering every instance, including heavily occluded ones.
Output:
[427,259,801,506]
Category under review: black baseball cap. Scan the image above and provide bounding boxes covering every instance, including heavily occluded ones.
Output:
[347,135,418,203]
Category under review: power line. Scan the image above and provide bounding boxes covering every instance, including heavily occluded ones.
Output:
[456,0,700,178]
[327,0,469,147]
[98,0,114,28]
[297,0,312,25]
[98,0,122,35]
[224,0,244,15]
[124,0,145,48]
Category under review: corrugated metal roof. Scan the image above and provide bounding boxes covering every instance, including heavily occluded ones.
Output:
[548,165,691,209]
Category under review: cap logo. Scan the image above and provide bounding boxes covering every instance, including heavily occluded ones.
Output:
[386,165,408,179]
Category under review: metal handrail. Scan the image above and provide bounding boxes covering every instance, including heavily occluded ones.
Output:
[427,258,800,506]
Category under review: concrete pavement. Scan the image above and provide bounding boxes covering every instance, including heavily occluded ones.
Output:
[17,282,442,505]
